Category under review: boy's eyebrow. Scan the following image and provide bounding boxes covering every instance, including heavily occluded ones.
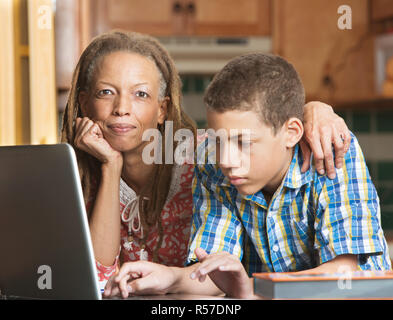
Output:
[208,132,257,140]
[229,132,257,140]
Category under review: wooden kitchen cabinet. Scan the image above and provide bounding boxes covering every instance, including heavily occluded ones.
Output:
[371,0,393,22]
[190,0,271,36]
[273,0,376,104]
[92,0,271,37]
[93,0,181,36]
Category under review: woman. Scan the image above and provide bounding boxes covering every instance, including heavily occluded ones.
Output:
[61,30,350,290]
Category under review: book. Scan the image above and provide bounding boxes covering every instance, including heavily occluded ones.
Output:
[253,270,393,299]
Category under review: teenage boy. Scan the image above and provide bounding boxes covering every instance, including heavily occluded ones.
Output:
[104,53,391,299]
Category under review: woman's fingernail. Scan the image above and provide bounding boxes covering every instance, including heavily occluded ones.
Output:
[190,272,196,279]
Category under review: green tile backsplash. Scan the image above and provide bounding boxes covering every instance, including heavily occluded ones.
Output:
[352,111,371,133]
[381,211,393,230]
[377,162,393,182]
[377,111,393,132]
[379,186,393,206]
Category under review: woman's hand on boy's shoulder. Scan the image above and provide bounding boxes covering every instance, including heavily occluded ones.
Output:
[301,101,351,179]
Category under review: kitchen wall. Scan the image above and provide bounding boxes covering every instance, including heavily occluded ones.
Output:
[54,0,393,237]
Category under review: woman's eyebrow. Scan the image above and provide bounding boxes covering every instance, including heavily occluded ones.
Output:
[95,80,115,87]
[96,80,151,88]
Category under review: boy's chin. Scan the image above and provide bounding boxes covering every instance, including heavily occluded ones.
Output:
[234,184,261,196]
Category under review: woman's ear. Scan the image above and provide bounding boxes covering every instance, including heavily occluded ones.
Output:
[285,117,304,148]
[78,91,89,116]
[157,97,169,125]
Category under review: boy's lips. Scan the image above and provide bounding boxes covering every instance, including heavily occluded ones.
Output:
[228,176,247,186]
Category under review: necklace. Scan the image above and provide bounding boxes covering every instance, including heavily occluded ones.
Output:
[120,196,149,260]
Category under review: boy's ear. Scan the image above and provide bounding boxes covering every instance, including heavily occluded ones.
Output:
[157,96,169,125]
[285,117,304,148]
[78,91,89,116]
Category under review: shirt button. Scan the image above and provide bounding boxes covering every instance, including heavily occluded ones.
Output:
[272,245,279,252]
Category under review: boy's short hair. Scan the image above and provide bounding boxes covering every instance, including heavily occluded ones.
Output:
[204,53,305,134]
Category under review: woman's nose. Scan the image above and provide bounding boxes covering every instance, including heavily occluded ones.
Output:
[113,95,131,116]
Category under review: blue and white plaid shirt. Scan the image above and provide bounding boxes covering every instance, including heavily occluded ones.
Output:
[187,133,392,275]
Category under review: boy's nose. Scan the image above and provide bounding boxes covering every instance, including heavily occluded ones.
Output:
[219,143,241,169]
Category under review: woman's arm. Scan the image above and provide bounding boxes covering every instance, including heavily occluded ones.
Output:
[301,101,351,179]
[74,117,123,266]
[89,160,122,266]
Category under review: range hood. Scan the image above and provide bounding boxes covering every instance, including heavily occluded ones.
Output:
[157,36,272,74]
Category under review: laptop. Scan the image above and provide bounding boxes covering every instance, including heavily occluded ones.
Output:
[0,143,101,300]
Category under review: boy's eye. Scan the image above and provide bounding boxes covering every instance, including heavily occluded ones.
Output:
[136,91,149,98]
[239,140,252,147]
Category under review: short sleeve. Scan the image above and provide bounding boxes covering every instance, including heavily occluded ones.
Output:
[314,134,391,270]
[95,252,120,291]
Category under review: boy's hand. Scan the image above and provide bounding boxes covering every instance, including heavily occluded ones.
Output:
[103,261,178,299]
[190,248,255,299]
[74,117,122,168]
[301,101,351,179]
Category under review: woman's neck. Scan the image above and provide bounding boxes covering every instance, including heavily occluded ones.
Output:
[121,150,154,194]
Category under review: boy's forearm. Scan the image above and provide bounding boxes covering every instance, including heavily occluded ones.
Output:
[296,254,358,274]
[169,264,224,296]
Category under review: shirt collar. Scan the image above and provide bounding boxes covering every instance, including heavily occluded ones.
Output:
[282,144,313,189]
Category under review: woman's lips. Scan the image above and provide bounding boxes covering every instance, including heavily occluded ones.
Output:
[108,123,136,134]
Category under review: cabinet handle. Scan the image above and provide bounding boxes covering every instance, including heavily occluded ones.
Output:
[187,2,196,14]
[173,2,183,13]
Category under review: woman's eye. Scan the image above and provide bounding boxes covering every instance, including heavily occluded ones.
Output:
[98,89,113,96]
[136,91,149,98]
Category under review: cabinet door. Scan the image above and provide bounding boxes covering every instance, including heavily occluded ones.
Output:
[371,0,393,21]
[273,0,375,103]
[191,0,271,36]
[93,0,183,36]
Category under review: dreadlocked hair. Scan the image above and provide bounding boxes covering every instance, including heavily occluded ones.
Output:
[60,30,196,262]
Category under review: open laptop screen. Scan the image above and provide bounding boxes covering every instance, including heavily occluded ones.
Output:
[0,144,100,300]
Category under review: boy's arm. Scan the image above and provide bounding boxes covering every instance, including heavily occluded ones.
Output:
[190,248,255,299]
[296,254,358,275]
[314,133,391,270]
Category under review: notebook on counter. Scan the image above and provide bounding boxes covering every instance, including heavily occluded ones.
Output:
[253,270,393,299]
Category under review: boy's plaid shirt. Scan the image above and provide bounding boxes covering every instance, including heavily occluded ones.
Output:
[187,133,392,274]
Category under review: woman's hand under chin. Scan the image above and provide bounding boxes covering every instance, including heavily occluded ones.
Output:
[74,117,123,170]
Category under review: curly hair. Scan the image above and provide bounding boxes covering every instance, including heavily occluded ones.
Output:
[60,30,196,261]
[204,53,305,134]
